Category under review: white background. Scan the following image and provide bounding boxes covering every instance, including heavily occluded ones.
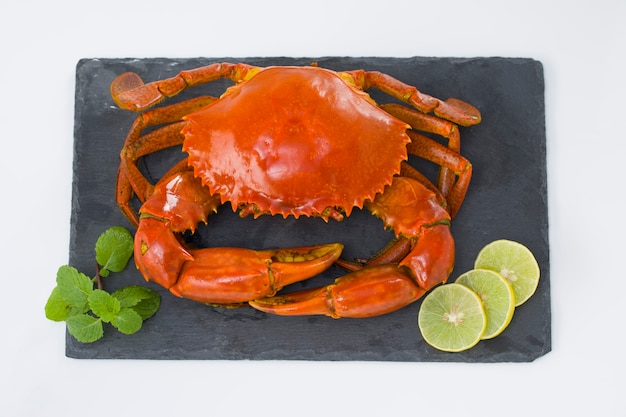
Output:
[2,1,624,415]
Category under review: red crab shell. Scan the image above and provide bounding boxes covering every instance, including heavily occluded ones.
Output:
[181,66,411,219]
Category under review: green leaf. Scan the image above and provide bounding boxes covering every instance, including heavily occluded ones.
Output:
[88,289,121,323]
[111,285,153,308]
[111,286,161,320]
[95,226,134,275]
[45,287,74,321]
[66,314,103,343]
[132,295,161,320]
[56,265,93,311]
[111,308,143,334]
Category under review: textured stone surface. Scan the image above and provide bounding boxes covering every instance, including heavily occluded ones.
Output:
[67,57,550,361]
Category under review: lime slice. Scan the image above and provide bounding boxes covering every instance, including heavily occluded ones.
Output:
[418,283,486,352]
[456,269,515,339]
[474,239,540,306]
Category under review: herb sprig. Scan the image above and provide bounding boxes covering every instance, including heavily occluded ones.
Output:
[45,226,161,343]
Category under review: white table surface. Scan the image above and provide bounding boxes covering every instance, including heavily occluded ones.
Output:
[2,1,624,415]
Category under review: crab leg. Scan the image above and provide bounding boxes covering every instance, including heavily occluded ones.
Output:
[404,130,472,219]
[134,169,344,305]
[381,103,462,198]
[249,176,454,318]
[111,62,260,112]
[342,69,481,127]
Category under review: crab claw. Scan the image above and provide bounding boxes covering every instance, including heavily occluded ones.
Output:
[248,264,425,318]
[169,243,344,305]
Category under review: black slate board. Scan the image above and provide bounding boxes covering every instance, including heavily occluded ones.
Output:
[67,57,550,361]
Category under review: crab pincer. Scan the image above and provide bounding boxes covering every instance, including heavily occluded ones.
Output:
[249,177,455,318]
[132,169,343,305]
[169,244,344,305]
[249,265,426,318]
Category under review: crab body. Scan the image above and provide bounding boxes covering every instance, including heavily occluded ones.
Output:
[111,62,480,318]
[183,66,410,219]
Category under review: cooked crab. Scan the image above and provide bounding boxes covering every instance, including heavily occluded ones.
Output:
[111,62,480,318]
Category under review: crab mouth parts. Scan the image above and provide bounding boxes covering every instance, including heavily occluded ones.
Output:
[237,201,347,221]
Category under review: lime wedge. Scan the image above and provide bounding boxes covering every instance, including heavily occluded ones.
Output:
[456,269,515,339]
[418,283,486,352]
[474,239,540,306]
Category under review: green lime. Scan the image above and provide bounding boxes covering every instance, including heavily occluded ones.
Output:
[418,283,486,352]
[474,239,540,306]
[456,269,515,339]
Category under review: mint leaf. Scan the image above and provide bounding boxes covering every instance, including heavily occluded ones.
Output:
[95,226,134,276]
[88,289,121,323]
[111,308,143,334]
[45,287,75,322]
[56,265,93,311]
[111,285,154,308]
[66,314,104,343]
[112,286,161,320]
[131,294,161,320]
